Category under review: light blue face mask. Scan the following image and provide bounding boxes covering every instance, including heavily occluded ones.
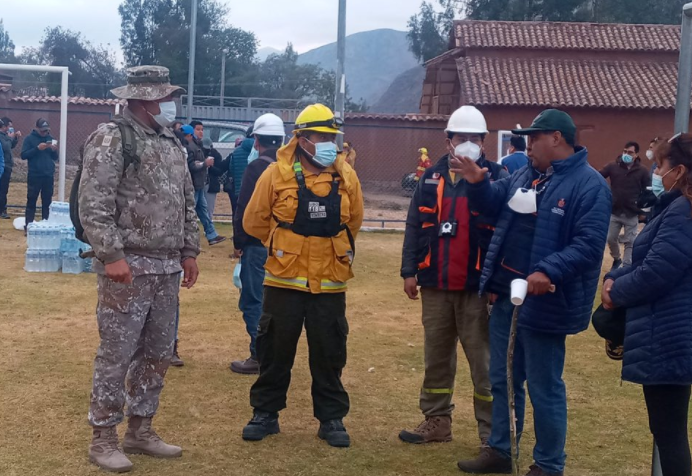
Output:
[306,139,338,168]
[621,154,633,164]
[247,147,259,164]
[652,168,677,197]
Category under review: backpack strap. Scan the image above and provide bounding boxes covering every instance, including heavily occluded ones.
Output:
[111,116,140,173]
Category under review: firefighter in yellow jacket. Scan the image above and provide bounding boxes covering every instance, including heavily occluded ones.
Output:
[241,104,364,448]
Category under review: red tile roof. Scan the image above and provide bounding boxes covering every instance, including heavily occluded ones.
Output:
[454,20,680,53]
[345,113,448,122]
[11,95,124,106]
[457,56,680,110]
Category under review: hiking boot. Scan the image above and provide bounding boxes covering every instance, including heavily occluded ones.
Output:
[122,416,182,458]
[525,464,563,476]
[457,446,512,474]
[89,426,133,473]
[208,235,227,246]
[399,416,452,444]
[0,211,10,219]
[230,357,259,375]
[242,411,280,441]
[170,340,184,367]
[318,419,351,448]
[611,258,622,271]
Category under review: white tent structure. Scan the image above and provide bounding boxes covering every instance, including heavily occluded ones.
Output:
[0,64,70,201]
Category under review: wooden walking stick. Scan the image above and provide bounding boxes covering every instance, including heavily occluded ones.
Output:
[507,305,521,476]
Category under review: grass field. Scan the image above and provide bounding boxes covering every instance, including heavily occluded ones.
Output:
[0,181,660,476]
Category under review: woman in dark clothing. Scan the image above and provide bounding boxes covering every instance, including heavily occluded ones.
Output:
[603,133,692,476]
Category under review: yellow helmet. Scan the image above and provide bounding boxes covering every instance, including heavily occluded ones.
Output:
[419,147,428,154]
[293,103,344,135]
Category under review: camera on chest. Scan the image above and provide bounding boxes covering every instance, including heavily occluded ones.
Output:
[438,220,458,238]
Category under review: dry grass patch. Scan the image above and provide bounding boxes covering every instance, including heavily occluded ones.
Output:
[0,214,661,476]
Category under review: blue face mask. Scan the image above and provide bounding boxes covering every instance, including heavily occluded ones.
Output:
[247,147,259,164]
[621,154,633,164]
[306,140,338,168]
[651,173,665,197]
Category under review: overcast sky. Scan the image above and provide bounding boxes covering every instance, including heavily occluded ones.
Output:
[1,0,427,61]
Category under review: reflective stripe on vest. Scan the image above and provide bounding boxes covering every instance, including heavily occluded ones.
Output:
[264,272,347,291]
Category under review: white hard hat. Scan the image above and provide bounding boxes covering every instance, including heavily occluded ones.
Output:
[253,113,285,137]
[445,105,488,134]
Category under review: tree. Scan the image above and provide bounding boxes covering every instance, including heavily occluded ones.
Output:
[464,0,688,23]
[118,0,258,97]
[17,27,122,97]
[256,45,368,112]
[406,1,458,63]
[0,20,16,64]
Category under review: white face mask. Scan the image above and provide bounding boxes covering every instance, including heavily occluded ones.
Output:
[508,188,537,214]
[454,141,482,162]
[646,150,655,161]
[151,101,177,127]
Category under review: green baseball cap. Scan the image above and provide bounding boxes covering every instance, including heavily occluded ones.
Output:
[512,109,576,144]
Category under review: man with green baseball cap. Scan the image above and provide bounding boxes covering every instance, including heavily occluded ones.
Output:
[452,108,611,476]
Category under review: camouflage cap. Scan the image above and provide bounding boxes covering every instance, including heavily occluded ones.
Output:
[111,65,185,101]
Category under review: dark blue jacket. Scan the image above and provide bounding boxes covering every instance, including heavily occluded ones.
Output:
[228,138,254,199]
[501,152,528,175]
[606,191,692,385]
[21,130,58,178]
[468,147,611,334]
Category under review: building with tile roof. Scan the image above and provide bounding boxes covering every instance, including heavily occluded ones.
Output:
[420,20,684,169]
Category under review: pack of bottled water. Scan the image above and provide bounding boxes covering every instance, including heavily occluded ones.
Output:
[24,201,94,274]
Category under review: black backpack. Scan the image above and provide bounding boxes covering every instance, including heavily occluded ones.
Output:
[70,117,140,244]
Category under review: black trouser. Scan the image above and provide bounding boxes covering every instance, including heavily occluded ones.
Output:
[25,175,53,224]
[644,384,691,476]
[0,167,11,213]
[250,286,350,422]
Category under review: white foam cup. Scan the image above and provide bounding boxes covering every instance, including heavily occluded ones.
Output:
[511,279,529,306]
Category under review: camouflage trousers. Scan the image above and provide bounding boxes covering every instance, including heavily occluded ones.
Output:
[88,273,179,428]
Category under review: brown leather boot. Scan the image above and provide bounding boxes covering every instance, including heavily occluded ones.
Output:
[525,464,563,476]
[398,416,452,444]
[89,426,133,473]
[170,340,184,367]
[122,416,182,458]
[457,446,512,474]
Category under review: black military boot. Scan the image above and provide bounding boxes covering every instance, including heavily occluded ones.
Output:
[318,419,351,448]
[242,411,280,441]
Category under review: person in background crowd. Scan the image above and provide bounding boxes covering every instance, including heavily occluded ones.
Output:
[0,120,5,183]
[230,113,285,375]
[399,105,508,446]
[21,118,58,226]
[415,147,432,181]
[647,138,661,175]
[602,133,692,476]
[240,104,363,448]
[0,117,20,219]
[502,135,529,174]
[339,142,357,167]
[600,141,650,270]
[201,137,227,219]
[228,126,255,213]
[79,65,200,473]
[454,109,611,476]
[182,124,226,246]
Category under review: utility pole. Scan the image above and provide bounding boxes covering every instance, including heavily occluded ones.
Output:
[334,0,346,150]
[220,49,228,107]
[674,2,692,134]
[186,0,198,123]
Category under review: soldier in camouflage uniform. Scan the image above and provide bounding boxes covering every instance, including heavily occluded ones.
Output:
[79,66,201,473]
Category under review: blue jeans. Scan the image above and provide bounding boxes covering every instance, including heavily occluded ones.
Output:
[238,245,267,358]
[194,189,219,241]
[488,295,568,474]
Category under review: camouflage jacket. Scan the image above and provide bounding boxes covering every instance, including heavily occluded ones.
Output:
[78,108,201,265]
